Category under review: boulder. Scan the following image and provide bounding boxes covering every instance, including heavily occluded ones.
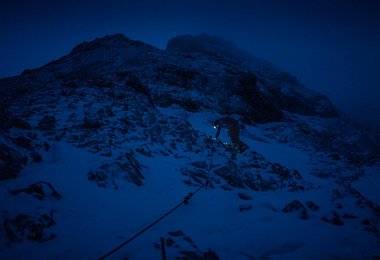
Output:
[0,142,27,180]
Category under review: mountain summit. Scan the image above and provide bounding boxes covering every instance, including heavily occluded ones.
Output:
[0,34,379,259]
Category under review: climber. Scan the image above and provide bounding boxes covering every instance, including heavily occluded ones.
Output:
[213,116,248,153]
[214,116,239,144]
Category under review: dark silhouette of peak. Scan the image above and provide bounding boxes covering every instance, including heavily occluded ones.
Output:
[19,34,164,80]
[166,34,284,79]
[167,34,337,118]
[69,33,150,55]
[166,34,249,62]
[1,33,338,121]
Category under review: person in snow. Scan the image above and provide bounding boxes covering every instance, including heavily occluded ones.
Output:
[213,116,248,153]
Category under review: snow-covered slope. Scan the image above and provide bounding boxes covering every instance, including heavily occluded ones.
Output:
[0,34,379,259]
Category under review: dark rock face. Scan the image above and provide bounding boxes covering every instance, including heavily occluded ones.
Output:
[238,192,252,200]
[1,107,32,132]
[282,200,309,220]
[0,33,338,132]
[271,163,293,180]
[0,108,31,180]
[12,117,32,130]
[232,73,283,123]
[190,161,209,169]
[213,163,245,188]
[266,78,338,118]
[36,115,56,130]
[239,203,253,212]
[182,151,313,192]
[321,211,344,226]
[88,153,145,188]
[3,211,56,244]
[166,34,338,119]
[0,33,375,187]
[10,182,63,201]
[13,137,32,149]
[0,143,27,180]
[158,230,220,259]
[305,201,320,211]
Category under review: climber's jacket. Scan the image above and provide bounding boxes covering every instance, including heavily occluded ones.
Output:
[214,116,240,145]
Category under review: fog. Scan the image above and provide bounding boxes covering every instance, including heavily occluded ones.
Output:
[1,0,379,130]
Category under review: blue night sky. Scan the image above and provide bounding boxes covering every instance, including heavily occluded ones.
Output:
[1,0,379,129]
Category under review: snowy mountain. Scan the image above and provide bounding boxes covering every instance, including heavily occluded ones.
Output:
[0,33,379,259]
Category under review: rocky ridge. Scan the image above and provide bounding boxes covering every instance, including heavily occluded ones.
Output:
[0,33,379,258]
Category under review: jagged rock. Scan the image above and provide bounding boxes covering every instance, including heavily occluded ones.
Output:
[88,154,145,188]
[213,163,244,188]
[168,230,186,237]
[342,213,357,219]
[13,136,32,149]
[12,117,32,130]
[155,65,200,89]
[36,115,56,130]
[331,189,344,201]
[178,250,220,260]
[125,74,150,96]
[43,141,51,152]
[190,161,208,169]
[305,201,320,211]
[165,230,219,259]
[365,225,379,234]
[233,72,283,123]
[321,211,344,226]
[0,108,13,131]
[243,174,261,191]
[292,170,303,180]
[282,200,309,220]
[333,214,344,225]
[62,80,79,89]
[82,111,103,129]
[10,181,62,200]
[271,163,292,180]
[239,203,253,212]
[0,109,32,132]
[267,79,338,118]
[3,211,57,244]
[0,142,27,180]
[192,155,313,192]
[361,219,371,226]
[100,151,112,157]
[158,94,201,112]
[30,151,43,163]
[360,218,378,234]
[166,237,176,247]
[167,230,196,247]
[181,167,209,186]
[238,192,252,200]
[135,145,153,157]
[220,184,233,191]
[166,34,337,119]
[27,132,37,140]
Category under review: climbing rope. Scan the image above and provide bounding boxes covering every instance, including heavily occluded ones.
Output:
[98,139,216,259]
[98,185,205,259]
